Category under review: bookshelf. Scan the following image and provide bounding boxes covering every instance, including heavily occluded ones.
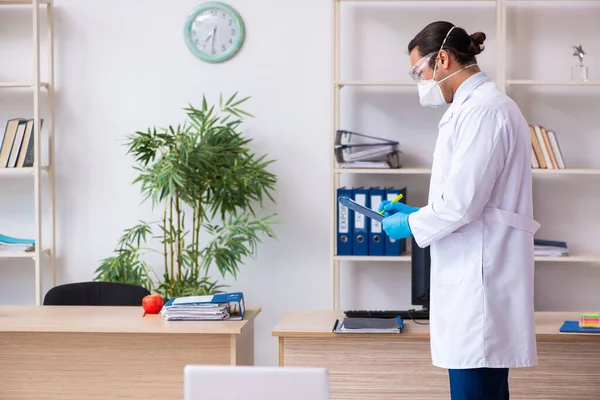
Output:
[330,0,600,309]
[0,0,56,305]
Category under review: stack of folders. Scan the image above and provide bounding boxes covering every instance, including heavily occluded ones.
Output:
[0,234,34,252]
[333,317,404,334]
[534,239,568,257]
[160,292,245,321]
[529,125,566,169]
[334,129,402,169]
[336,186,407,256]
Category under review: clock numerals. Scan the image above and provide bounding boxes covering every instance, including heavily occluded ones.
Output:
[222,45,226,52]
[229,38,233,44]
[211,10,217,16]
[231,28,236,35]
[228,19,233,26]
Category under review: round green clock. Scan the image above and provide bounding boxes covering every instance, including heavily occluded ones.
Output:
[184,2,245,63]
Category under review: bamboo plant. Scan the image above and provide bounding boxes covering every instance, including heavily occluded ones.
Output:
[94,93,277,299]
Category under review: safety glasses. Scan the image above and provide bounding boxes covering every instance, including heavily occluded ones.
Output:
[409,52,436,82]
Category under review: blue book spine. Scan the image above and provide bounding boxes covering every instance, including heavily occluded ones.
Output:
[336,187,354,255]
[368,187,385,256]
[352,187,370,255]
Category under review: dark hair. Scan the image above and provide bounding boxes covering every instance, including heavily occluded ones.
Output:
[407,21,486,67]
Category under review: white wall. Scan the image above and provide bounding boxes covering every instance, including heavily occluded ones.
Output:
[1,0,599,366]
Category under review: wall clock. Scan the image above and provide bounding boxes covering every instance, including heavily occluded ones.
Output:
[184,2,245,63]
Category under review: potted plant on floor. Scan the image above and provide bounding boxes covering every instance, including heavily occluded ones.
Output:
[94,93,277,299]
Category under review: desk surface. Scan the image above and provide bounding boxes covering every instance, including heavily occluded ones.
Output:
[0,305,260,335]
[272,310,584,339]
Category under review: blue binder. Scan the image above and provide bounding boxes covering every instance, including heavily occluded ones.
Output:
[384,187,407,255]
[352,187,370,255]
[368,187,385,256]
[336,187,354,255]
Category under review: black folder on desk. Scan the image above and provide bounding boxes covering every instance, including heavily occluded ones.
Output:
[333,317,404,334]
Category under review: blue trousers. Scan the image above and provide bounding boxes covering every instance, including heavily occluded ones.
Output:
[448,368,509,400]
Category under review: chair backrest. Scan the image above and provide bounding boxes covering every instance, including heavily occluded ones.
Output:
[43,281,150,306]
[184,365,330,400]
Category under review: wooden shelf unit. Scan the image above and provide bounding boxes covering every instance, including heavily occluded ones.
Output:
[0,0,56,305]
[330,0,599,309]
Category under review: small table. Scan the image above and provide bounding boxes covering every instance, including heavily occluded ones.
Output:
[0,305,259,400]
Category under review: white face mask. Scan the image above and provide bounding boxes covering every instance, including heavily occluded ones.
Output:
[417,66,475,108]
[414,25,476,108]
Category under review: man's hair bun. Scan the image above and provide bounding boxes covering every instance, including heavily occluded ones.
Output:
[469,31,486,55]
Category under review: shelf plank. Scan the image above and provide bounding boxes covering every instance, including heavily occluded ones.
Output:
[334,167,431,174]
[0,167,49,176]
[339,0,495,2]
[0,251,35,259]
[336,81,416,87]
[507,80,600,87]
[334,254,600,263]
[0,0,51,5]
[334,168,600,175]
[334,255,411,262]
[533,168,600,175]
[0,249,50,260]
[0,82,49,89]
[535,255,600,263]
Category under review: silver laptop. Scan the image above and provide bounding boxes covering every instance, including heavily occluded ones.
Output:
[184,365,329,400]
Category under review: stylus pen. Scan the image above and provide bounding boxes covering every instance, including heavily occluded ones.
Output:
[379,193,404,215]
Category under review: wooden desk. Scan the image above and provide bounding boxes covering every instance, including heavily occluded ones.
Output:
[273,310,600,400]
[0,305,259,400]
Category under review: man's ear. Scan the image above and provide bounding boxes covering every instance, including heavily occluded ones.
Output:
[438,49,451,70]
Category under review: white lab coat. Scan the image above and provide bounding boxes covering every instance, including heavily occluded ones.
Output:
[408,72,540,369]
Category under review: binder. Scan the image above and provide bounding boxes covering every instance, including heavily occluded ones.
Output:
[336,187,354,255]
[352,187,370,255]
[368,187,385,256]
[384,187,407,255]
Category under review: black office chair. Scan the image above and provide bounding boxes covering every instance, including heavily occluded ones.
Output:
[43,281,150,306]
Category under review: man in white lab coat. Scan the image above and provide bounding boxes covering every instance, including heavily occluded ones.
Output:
[379,21,540,400]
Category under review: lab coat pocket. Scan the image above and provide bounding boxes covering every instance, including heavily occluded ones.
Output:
[431,232,465,286]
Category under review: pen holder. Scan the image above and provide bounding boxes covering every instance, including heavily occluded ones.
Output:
[578,313,600,329]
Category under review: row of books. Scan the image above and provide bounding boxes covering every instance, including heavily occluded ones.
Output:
[0,118,41,168]
[529,125,566,169]
[337,186,407,256]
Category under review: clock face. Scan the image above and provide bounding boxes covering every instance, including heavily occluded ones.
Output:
[184,2,245,63]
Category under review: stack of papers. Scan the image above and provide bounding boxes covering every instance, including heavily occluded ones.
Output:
[160,292,245,321]
[333,317,403,334]
[534,239,568,257]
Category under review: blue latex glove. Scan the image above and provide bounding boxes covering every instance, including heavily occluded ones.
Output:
[377,200,420,217]
[382,212,413,240]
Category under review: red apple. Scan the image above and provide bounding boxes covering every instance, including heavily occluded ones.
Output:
[142,294,164,315]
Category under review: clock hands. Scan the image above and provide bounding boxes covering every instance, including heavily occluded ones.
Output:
[211,27,217,53]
